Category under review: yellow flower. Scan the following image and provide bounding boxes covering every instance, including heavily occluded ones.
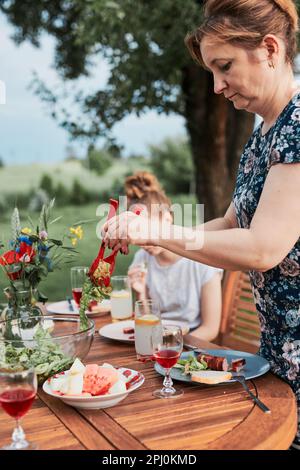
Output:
[69,225,83,240]
[71,237,78,247]
[22,227,32,235]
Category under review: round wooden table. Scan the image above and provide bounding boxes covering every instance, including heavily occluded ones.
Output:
[0,314,297,450]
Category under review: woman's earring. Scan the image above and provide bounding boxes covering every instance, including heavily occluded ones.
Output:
[268,60,275,69]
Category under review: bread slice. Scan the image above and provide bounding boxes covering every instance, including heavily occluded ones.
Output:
[191,370,232,384]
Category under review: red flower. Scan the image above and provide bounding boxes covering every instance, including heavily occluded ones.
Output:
[19,242,36,261]
[0,251,22,280]
[0,243,36,280]
[0,250,20,265]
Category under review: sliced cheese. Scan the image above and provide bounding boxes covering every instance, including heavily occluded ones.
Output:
[67,373,84,395]
[191,370,232,384]
[69,358,85,375]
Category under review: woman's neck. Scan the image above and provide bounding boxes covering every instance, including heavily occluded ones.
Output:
[155,250,181,266]
[261,73,299,134]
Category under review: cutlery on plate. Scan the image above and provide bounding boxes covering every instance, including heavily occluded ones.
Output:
[232,373,271,413]
[66,296,74,311]
[183,343,210,355]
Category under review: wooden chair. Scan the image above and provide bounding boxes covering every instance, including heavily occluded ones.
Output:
[216,271,261,353]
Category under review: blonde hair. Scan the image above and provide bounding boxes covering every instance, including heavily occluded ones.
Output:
[185,0,299,66]
[124,171,172,215]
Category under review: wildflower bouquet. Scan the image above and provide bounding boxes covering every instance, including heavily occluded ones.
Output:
[0,199,82,308]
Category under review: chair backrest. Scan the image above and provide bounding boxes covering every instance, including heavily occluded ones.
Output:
[217,271,261,354]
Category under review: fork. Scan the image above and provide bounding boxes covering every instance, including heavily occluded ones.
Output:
[66,296,74,312]
[232,373,271,413]
[183,343,210,355]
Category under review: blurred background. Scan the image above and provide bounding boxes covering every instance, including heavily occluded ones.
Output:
[0,0,299,302]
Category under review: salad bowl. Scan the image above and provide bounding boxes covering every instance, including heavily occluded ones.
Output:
[0,316,95,383]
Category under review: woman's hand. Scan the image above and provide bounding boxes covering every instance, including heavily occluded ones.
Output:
[128,265,147,297]
[102,211,160,252]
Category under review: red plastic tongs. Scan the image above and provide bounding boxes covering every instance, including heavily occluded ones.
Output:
[89,198,143,284]
[89,198,120,281]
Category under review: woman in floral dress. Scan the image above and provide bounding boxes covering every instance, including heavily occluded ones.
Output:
[102,0,300,448]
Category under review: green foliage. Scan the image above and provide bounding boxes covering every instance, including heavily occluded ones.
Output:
[0,158,152,215]
[39,174,54,198]
[0,195,6,214]
[70,178,89,205]
[84,146,113,175]
[149,137,194,194]
[28,189,49,212]
[0,156,4,168]
[0,0,201,140]
[55,182,70,206]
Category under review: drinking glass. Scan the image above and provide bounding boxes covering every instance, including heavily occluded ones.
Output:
[0,368,38,450]
[152,324,183,398]
[70,266,89,307]
[135,299,161,362]
[110,276,133,322]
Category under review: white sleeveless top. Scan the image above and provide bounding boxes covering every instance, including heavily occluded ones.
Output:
[130,249,222,329]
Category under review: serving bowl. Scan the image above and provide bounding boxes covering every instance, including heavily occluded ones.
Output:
[0,316,95,383]
[42,368,145,409]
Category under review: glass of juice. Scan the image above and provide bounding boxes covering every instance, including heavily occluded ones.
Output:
[0,367,38,450]
[110,276,133,322]
[70,266,89,308]
[152,324,183,398]
[135,299,161,362]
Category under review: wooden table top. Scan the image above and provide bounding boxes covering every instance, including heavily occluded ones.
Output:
[0,314,297,450]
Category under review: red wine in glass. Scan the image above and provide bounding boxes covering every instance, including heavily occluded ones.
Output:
[72,288,82,306]
[154,350,180,369]
[152,324,183,399]
[0,368,38,450]
[0,388,36,419]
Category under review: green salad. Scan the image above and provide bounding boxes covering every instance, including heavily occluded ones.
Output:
[0,326,73,383]
[173,355,208,375]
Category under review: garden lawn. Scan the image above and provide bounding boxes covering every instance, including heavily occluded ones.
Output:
[0,195,197,302]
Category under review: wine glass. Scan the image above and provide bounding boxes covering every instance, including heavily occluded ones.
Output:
[70,266,88,307]
[0,368,38,450]
[152,324,183,398]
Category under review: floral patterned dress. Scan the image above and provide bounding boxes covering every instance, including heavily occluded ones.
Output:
[233,92,300,445]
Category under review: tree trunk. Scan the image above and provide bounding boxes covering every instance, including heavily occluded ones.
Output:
[182,64,254,221]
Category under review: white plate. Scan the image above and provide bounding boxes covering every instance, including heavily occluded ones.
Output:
[99,319,190,344]
[42,367,144,409]
[46,299,111,317]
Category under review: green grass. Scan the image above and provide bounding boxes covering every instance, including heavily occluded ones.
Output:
[0,159,149,196]
[0,195,197,302]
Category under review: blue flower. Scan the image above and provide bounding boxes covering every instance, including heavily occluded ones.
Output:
[38,245,50,255]
[18,236,33,246]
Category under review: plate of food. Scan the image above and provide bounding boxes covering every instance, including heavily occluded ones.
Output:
[154,349,270,385]
[99,319,190,343]
[43,358,144,409]
[46,299,111,317]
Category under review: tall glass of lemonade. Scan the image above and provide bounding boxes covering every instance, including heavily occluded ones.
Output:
[135,299,161,361]
[110,276,133,322]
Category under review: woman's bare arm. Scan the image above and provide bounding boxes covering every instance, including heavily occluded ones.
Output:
[195,202,238,231]
[158,163,300,271]
[103,164,300,272]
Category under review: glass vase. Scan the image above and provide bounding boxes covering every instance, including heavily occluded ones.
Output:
[1,288,42,328]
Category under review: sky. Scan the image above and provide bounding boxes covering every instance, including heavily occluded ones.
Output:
[0,13,185,166]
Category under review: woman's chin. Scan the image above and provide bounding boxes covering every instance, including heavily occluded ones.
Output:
[232,97,250,111]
